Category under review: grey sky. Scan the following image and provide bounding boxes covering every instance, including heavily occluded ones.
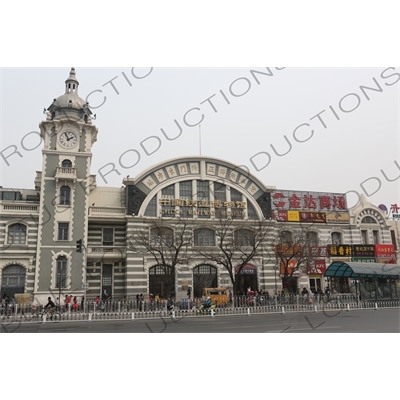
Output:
[1,67,399,210]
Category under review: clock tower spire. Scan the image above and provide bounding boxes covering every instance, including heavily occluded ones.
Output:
[34,68,98,304]
[65,67,79,94]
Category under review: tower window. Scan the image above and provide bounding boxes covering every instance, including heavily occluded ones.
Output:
[62,159,72,168]
[56,256,68,288]
[58,223,69,241]
[60,186,71,205]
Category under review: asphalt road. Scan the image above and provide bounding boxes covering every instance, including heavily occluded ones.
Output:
[2,308,399,333]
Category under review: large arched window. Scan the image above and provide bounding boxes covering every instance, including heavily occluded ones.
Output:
[7,223,27,244]
[56,256,68,288]
[194,228,215,246]
[1,265,26,297]
[193,265,218,298]
[149,265,175,298]
[361,216,377,224]
[60,185,71,205]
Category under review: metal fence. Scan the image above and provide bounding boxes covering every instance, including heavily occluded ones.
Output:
[1,295,399,324]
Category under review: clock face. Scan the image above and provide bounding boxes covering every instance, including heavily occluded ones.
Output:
[59,131,78,148]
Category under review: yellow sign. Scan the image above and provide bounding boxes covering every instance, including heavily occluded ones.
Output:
[288,210,300,221]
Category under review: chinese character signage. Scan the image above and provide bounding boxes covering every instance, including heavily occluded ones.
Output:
[374,244,395,257]
[274,210,327,223]
[328,245,353,257]
[271,190,348,212]
[353,245,375,258]
[352,257,376,263]
[299,211,326,223]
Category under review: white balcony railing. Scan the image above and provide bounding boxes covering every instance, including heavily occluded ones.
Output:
[0,202,39,214]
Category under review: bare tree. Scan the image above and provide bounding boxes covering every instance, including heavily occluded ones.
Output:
[127,218,193,297]
[194,217,272,295]
[274,223,323,293]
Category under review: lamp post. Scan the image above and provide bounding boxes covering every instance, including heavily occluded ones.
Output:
[274,259,278,295]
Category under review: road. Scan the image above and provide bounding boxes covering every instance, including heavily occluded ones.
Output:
[2,308,399,333]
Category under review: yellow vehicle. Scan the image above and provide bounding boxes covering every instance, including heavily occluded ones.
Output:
[202,288,229,306]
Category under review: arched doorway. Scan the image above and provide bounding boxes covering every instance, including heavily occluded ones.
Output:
[193,265,217,298]
[1,265,26,298]
[235,265,258,295]
[149,265,175,299]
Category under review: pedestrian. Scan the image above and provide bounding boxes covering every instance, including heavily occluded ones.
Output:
[81,295,85,311]
[72,296,79,312]
[325,286,331,300]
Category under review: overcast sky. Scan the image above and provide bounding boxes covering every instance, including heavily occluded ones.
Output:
[1,67,399,210]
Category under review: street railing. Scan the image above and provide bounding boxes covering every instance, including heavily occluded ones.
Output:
[1,295,399,324]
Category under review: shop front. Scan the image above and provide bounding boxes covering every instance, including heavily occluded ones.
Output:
[325,262,400,299]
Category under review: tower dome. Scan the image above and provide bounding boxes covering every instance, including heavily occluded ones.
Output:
[47,68,92,122]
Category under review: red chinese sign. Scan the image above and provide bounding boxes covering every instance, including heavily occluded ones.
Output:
[374,244,395,257]
[272,190,348,212]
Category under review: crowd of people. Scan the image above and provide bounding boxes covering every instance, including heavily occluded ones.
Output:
[1,292,16,315]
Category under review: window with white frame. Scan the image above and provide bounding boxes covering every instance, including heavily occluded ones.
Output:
[331,232,342,245]
[194,228,215,246]
[56,256,68,288]
[60,185,71,205]
[103,227,114,246]
[58,223,69,241]
[7,223,27,244]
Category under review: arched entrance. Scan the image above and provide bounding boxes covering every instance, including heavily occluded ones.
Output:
[1,265,26,298]
[149,265,175,299]
[235,265,258,295]
[193,265,217,298]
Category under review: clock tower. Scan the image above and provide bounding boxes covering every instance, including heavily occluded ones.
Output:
[34,68,98,303]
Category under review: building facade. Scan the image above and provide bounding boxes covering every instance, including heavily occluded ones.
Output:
[1,69,399,304]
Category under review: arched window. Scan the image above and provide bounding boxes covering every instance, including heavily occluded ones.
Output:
[60,185,71,205]
[331,232,342,245]
[56,256,68,288]
[194,228,215,246]
[7,223,27,244]
[1,265,26,297]
[306,231,319,246]
[61,159,72,168]
[279,230,293,245]
[361,216,377,224]
[150,227,174,246]
[235,229,255,247]
[149,265,175,298]
[193,265,218,297]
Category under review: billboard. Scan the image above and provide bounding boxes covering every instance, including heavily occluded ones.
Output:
[272,190,348,212]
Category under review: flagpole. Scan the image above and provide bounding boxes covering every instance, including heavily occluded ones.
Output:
[199,125,202,155]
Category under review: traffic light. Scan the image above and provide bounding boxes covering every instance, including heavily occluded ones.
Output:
[76,239,83,253]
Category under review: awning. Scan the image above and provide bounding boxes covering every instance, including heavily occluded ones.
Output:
[324,262,400,279]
